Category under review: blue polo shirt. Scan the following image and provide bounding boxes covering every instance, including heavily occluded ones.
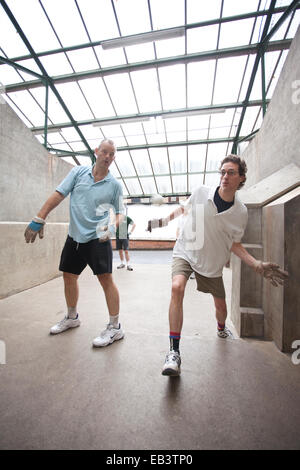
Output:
[56,165,124,243]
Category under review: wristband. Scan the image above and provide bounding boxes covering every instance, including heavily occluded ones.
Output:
[32,216,46,225]
[29,221,44,232]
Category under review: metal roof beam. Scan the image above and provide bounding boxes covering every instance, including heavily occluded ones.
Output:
[0,0,95,162]
[4,39,292,93]
[3,6,296,64]
[31,100,269,132]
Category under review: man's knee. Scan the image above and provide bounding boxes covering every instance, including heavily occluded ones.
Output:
[63,272,79,283]
[171,277,186,299]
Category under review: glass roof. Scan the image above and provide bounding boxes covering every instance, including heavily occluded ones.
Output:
[0,0,299,197]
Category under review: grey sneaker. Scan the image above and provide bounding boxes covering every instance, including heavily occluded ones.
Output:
[50,315,80,334]
[117,263,125,269]
[217,326,234,339]
[93,324,124,347]
[162,350,181,376]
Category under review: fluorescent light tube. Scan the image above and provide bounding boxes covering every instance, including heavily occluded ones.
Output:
[101,27,185,50]
[161,108,226,119]
[92,116,151,127]
[32,127,62,135]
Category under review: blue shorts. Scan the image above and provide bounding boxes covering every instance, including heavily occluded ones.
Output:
[59,236,112,275]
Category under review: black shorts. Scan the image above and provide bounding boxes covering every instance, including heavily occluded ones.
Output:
[116,238,129,250]
[59,236,112,275]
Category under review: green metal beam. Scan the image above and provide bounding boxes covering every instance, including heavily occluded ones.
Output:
[231,0,299,153]
[3,6,297,65]
[0,55,44,79]
[47,135,253,159]
[4,39,292,93]
[30,100,269,133]
[0,0,95,163]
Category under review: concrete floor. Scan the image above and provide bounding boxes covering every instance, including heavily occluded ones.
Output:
[0,251,299,450]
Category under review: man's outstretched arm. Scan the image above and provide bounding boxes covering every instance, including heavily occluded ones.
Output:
[24,191,65,243]
[231,242,289,287]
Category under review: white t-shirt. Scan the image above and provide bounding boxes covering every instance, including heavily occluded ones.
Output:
[173,185,248,277]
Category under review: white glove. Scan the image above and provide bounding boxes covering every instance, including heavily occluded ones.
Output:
[146,218,169,232]
[98,224,115,243]
[253,260,289,287]
[24,216,46,243]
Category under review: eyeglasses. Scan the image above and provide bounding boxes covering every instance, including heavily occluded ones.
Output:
[219,169,239,177]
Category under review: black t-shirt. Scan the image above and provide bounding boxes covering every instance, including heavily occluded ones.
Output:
[214,187,234,213]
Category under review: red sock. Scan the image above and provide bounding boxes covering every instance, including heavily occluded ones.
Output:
[217,322,225,331]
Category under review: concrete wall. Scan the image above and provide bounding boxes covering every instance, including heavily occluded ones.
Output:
[0,102,73,298]
[242,25,300,187]
[231,26,300,351]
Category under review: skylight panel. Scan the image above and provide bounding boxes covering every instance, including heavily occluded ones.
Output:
[95,46,127,68]
[123,177,143,195]
[113,0,151,35]
[6,0,60,52]
[150,0,185,29]
[187,61,216,107]
[124,43,155,64]
[206,142,228,170]
[66,49,99,73]
[0,6,30,56]
[114,151,136,177]
[208,109,235,139]
[189,173,205,192]
[8,90,46,126]
[149,147,169,174]
[172,175,187,193]
[76,0,119,41]
[188,145,206,173]
[130,69,162,112]
[187,0,222,22]
[130,149,153,175]
[120,123,147,146]
[169,146,187,174]
[79,78,115,118]
[0,64,23,85]
[239,106,262,136]
[41,0,89,47]
[154,37,185,59]
[187,25,219,54]
[40,53,74,76]
[139,176,157,195]
[159,65,186,109]
[218,18,256,49]
[187,115,210,141]
[30,88,69,123]
[156,175,172,194]
[103,74,138,115]
[222,0,260,17]
[213,57,248,104]
[55,82,95,120]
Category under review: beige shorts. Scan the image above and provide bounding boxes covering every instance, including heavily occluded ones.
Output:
[172,257,225,299]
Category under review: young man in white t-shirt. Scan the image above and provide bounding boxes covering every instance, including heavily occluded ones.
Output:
[147,155,288,376]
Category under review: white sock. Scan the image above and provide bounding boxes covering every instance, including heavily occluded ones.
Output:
[67,307,77,319]
[109,314,119,328]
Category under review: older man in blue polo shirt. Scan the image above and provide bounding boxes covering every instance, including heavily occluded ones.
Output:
[24,139,125,347]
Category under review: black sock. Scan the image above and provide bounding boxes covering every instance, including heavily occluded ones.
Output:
[170,331,181,353]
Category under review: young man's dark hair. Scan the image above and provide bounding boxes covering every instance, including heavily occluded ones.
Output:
[219,154,247,188]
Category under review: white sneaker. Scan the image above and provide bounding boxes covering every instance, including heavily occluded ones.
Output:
[93,324,124,347]
[162,350,181,376]
[127,265,133,271]
[217,326,234,339]
[50,315,80,335]
[117,263,125,269]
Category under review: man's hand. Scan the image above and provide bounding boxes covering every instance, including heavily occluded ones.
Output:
[253,260,289,287]
[146,218,168,233]
[98,224,115,243]
[24,217,45,243]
